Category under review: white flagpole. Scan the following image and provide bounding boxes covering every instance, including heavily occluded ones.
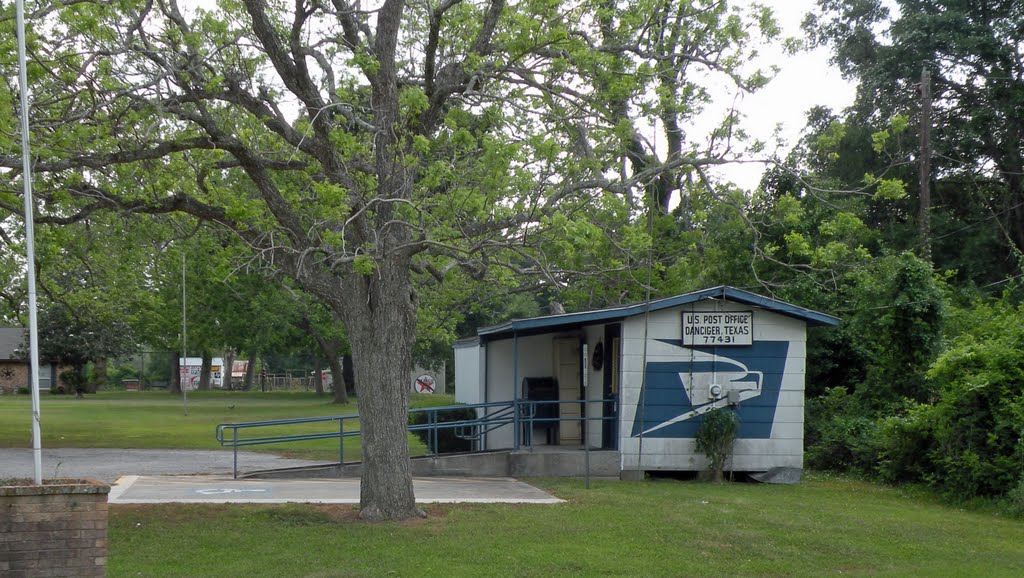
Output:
[16,0,43,485]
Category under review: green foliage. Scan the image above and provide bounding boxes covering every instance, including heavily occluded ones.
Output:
[873,404,937,484]
[58,368,87,395]
[807,0,1024,281]
[841,252,946,406]
[862,173,907,201]
[694,408,739,482]
[806,292,1024,503]
[804,388,879,474]
[1007,480,1024,517]
[921,297,1024,499]
[35,303,136,380]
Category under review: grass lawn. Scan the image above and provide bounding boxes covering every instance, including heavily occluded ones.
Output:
[6,390,1023,575]
[107,473,1024,577]
[0,390,451,461]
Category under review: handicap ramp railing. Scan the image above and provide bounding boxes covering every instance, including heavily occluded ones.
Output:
[216,399,614,478]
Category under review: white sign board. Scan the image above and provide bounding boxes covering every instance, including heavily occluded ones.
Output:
[682,311,753,346]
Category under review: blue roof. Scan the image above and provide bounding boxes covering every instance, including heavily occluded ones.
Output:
[476,286,839,341]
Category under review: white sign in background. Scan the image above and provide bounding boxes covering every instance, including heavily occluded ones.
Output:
[682,311,753,346]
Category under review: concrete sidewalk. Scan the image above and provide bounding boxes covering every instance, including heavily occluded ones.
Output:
[2,448,565,505]
[110,474,563,504]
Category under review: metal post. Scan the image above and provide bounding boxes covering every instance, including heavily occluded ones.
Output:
[512,332,520,450]
[431,410,439,456]
[526,401,533,446]
[584,399,591,489]
[181,252,188,416]
[232,428,238,479]
[339,417,344,465]
[16,0,43,486]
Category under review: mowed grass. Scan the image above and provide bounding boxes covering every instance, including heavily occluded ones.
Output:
[6,391,1024,575]
[108,474,1024,577]
[0,390,448,461]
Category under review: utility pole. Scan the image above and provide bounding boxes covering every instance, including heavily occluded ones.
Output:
[181,252,188,416]
[919,65,932,262]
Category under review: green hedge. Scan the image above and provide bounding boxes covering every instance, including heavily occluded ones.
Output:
[408,406,477,454]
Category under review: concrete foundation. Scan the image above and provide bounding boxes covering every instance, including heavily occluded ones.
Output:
[247,449,621,480]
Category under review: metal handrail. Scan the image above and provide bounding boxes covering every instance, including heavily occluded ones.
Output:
[215,398,617,478]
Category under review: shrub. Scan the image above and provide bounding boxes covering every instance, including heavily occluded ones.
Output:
[922,299,1024,500]
[695,408,739,483]
[408,406,477,454]
[874,405,937,484]
[59,368,88,396]
[806,413,879,473]
[805,387,881,474]
[1006,480,1024,517]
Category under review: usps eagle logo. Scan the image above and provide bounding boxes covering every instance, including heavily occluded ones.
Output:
[630,340,788,439]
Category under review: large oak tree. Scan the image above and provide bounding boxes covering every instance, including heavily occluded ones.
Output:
[2,0,776,520]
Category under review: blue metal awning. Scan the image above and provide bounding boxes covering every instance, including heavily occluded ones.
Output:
[476,285,839,342]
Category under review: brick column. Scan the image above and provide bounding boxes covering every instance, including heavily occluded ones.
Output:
[1,480,110,577]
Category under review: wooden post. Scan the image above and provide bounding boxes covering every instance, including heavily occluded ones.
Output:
[919,65,932,262]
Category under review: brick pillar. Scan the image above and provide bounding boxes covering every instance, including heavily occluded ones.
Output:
[0,479,110,577]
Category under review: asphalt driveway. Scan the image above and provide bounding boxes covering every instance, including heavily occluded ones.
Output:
[0,448,325,484]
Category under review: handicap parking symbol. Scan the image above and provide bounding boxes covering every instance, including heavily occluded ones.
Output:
[195,488,269,495]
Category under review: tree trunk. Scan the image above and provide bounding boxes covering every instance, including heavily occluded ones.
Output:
[224,350,235,390]
[1007,173,1024,253]
[243,353,255,390]
[332,355,348,404]
[342,353,355,398]
[334,261,419,521]
[295,315,348,403]
[313,357,324,396]
[93,357,107,392]
[169,350,182,394]
[199,352,212,391]
[314,342,345,403]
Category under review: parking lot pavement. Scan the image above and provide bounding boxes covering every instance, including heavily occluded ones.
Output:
[109,474,564,504]
[0,448,327,484]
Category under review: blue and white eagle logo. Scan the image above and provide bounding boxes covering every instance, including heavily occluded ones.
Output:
[630,340,789,439]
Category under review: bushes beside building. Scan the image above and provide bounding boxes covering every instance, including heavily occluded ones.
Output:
[408,405,477,454]
[806,293,1024,507]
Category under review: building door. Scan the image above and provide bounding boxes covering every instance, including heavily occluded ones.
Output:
[602,324,621,449]
[553,337,582,445]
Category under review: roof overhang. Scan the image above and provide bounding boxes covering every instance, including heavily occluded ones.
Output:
[475,286,839,342]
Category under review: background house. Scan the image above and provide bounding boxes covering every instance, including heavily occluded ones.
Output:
[0,327,67,394]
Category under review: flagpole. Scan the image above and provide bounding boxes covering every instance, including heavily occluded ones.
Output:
[16,0,43,485]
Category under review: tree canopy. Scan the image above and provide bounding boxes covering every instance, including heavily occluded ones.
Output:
[806,0,1024,267]
[1,0,780,520]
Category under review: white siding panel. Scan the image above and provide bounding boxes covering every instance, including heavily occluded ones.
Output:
[617,301,811,473]
[454,343,484,405]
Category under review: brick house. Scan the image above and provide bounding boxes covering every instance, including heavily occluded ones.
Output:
[0,327,67,394]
